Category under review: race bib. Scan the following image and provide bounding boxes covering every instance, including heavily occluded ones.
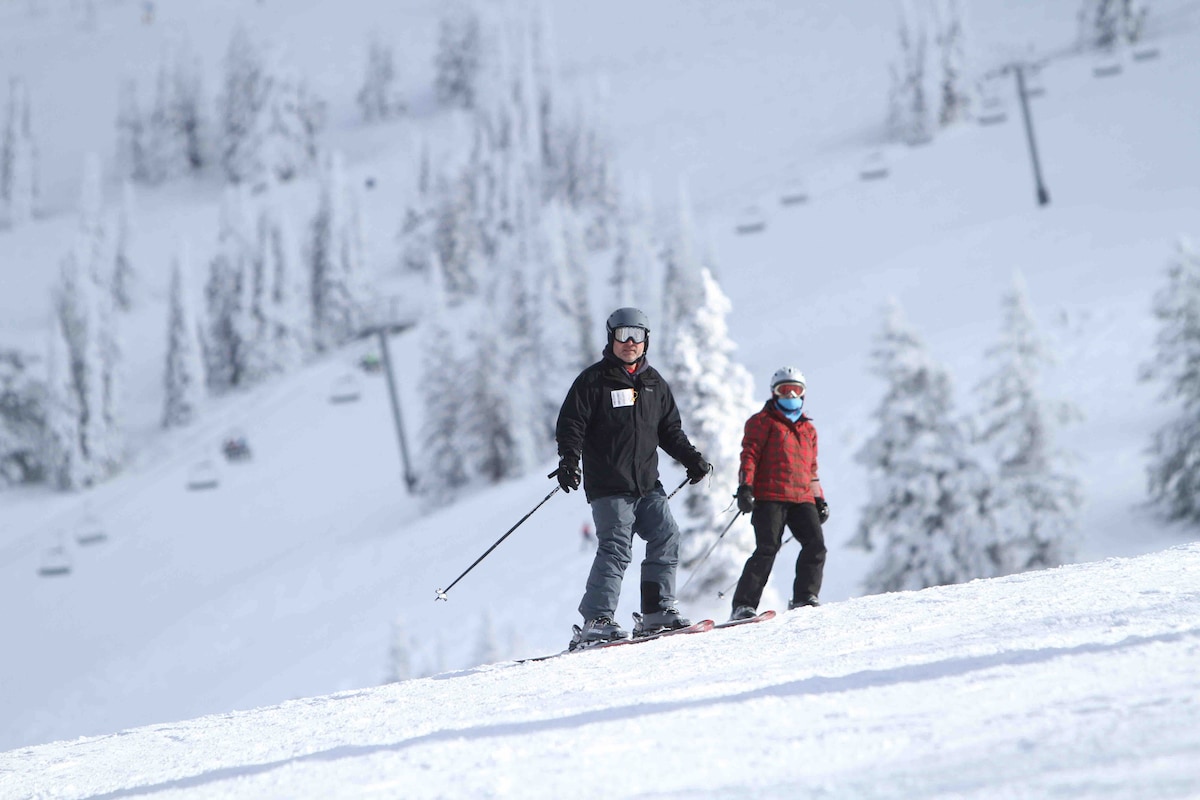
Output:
[611,388,636,408]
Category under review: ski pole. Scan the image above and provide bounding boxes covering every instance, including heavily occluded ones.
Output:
[716,533,793,598]
[435,485,561,601]
[679,510,743,594]
[666,475,689,500]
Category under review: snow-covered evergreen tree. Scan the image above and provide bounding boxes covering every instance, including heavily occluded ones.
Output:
[162,242,205,428]
[418,253,470,506]
[430,173,479,302]
[43,314,84,490]
[541,201,593,378]
[974,274,1081,573]
[115,78,147,183]
[889,3,933,146]
[219,27,323,188]
[170,43,208,171]
[1142,238,1200,524]
[309,152,368,351]
[112,181,136,311]
[434,4,484,110]
[851,300,994,593]
[357,37,406,122]
[397,142,437,277]
[205,185,254,391]
[1077,0,1149,50]
[666,267,757,599]
[2,77,39,227]
[659,184,706,359]
[931,0,971,128]
[261,200,308,373]
[0,349,46,487]
[144,59,186,184]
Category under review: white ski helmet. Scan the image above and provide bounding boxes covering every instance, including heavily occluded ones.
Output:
[770,366,806,392]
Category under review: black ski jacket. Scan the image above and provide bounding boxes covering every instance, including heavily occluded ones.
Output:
[556,347,703,502]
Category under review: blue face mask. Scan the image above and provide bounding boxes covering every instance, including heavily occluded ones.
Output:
[777,396,804,412]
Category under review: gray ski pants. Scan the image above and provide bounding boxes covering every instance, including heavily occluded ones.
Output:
[579,486,681,622]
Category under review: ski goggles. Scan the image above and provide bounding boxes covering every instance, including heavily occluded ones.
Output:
[773,383,805,398]
[612,326,648,344]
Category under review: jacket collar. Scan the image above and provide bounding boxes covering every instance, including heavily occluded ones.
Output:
[602,344,650,377]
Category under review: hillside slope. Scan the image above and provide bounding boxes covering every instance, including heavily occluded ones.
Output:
[3,543,1198,799]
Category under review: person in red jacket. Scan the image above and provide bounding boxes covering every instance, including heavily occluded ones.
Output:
[729,366,829,620]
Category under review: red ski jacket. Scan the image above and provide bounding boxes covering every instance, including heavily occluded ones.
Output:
[738,401,824,504]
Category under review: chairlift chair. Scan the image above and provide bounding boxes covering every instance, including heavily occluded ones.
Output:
[222,429,253,462]
[75,511,108,546]
[186,460,220,491]
[1092,53,1123,78]
[329,373,363,404]
[38,535,72,577]
[977,86,1008,125]
[779,181,810,206]
[859,153,890,181]
[734,206,767,235]
[1132,46,1160,62]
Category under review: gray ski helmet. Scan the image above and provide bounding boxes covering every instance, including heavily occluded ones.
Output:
[770,366,806,391]
[606,307,650,335]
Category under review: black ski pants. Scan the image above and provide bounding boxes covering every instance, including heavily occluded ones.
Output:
[731,501,826,610]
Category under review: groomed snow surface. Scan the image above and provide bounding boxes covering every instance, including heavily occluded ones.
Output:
[4,543,1198,799]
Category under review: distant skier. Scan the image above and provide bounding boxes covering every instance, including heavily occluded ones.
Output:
[580,521,594,552]
[551,307,711,648]
[728,367,829,621]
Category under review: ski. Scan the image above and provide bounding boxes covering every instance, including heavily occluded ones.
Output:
[712,609,777,629]
[517,619,715,663]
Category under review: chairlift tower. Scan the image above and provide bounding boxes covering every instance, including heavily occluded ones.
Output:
[357,296,418,493]
[991,60,1051,208]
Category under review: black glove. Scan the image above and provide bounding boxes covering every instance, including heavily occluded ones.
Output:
[548,458,581,493]
[735,484,755,514]
[815,497,830,524]
[686,457,712,485]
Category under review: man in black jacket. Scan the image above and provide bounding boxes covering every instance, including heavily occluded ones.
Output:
[552,308,711,649]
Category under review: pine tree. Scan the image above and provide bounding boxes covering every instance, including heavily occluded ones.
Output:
[170,43,208,171]
[889,3,933,146]
[667,267,758,599]
[115,78,147,183]
[0,349,46,486]
[43,314,84,490]
[162,242,206,428]
[418,253,470,505]
[205,185,254,391]
[931,0,971,128]
[659,184,706,359]
[263,201,307,372]
[113,181,136,311]
[434,4,484,110]
[2,77,39,227]
[357,37,406,122]
[851,300,994,593]
[974,274,1081,573]
[1142,238,1200,524]
[310,152,368,351]
[1077,0,1149,50]
[144,59,185,184]
[218,25,265,185]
